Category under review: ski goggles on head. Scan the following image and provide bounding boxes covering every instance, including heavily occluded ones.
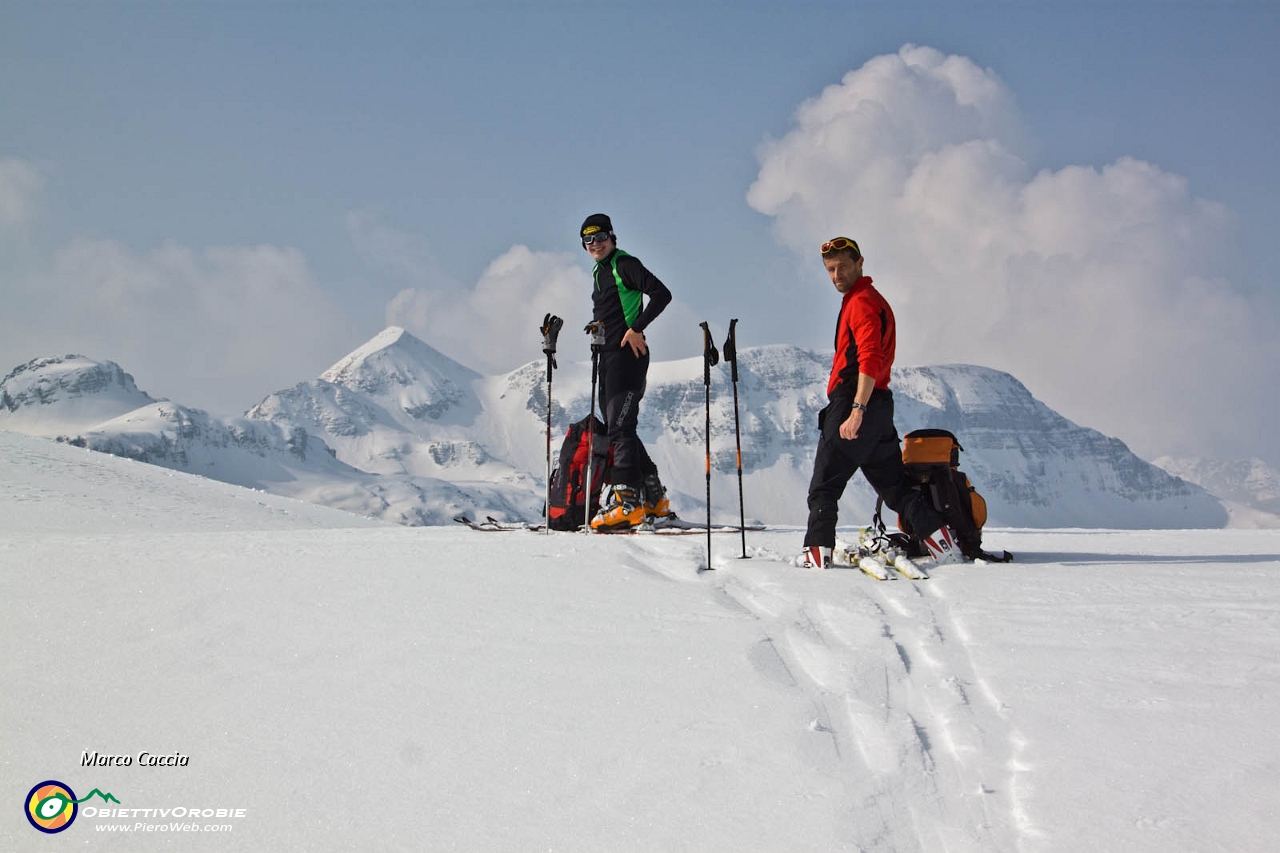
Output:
[820,237,860,257]
[582,231,613,245]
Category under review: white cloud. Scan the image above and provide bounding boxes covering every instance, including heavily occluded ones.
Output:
[385,243,705,375]
[0,158,44,229]
[748,44,1278,462]
[386,245,590,373]
[3,237,354,415]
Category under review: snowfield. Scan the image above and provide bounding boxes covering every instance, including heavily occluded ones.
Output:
[2,429,1278,851]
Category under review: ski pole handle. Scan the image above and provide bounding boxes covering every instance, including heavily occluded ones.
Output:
[723,318,739,382]
[584,320,606,352]
[700,321,719,386]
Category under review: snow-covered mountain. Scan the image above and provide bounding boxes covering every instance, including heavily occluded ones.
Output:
[1,329,1227,528]
[1154,455,1280,528]
[0,344,538,526]
[0,355,157,435]
[484,343,1225,528]
[247,327,519,482]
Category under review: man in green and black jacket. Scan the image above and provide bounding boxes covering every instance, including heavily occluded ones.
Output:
[580,212,673,532]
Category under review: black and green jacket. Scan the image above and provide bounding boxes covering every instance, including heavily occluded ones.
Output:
[590,249,673,348]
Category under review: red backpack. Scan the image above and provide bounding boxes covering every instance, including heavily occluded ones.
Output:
[546,415,613,530]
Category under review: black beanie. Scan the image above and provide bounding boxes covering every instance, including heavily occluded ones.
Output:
[580,213,613,238]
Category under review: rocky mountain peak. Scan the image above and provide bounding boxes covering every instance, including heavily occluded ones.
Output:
[0,355,158,436]
[322,327,477,389]
[315,327,481,423]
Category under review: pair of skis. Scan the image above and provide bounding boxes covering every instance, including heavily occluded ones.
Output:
[799,527,930,580]
[838,546,930,581]
[455,514,763,536]
[850,526,931,580]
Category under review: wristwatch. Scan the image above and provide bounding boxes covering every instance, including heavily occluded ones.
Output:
[851,401,866,411]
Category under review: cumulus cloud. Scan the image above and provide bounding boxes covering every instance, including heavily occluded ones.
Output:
[386,245,590,373]
[748,44,1278,462]
[386,244,700,374]
[2,238,354,415]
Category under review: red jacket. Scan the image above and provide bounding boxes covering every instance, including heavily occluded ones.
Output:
[827,276,895,397]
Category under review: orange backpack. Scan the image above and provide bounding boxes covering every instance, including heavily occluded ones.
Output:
[875,429,1011,562]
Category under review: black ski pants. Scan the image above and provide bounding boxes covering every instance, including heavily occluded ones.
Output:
[804,391,943,548]
[597,346,658,487]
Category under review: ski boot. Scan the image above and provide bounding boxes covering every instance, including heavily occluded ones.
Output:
[792,545,832,569]
[831,537,861,567]
[641,473,674,523]
[591,484,645,533]
[922,525,963,566]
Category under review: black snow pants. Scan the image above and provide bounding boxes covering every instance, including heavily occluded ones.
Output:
[804,390,944,548]
[597,346,658,487]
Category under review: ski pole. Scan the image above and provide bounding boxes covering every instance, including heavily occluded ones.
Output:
[700,321,719,570]
[722,318,749,559]
[583,320,606,533]
[541,313,563,534]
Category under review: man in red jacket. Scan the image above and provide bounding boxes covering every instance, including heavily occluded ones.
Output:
[801,237,958,568]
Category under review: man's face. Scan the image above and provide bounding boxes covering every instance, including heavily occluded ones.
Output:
[584,233,615,261]
[824,252,863,294]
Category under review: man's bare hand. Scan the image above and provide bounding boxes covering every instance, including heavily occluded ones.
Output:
[839,409,863,440]
[621,328,647,357]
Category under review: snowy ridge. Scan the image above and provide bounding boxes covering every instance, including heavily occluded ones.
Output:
[0,427,382,533]
[0,355,157,436]
[1,346,540,526]
[496,343,1224,528]
[889,365,1221,528]
[247,326,529,490]
[318,325,482,425]
[1,329,1227,528]
[1154,455,1280,528]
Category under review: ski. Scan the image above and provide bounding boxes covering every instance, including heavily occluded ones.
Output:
[487,516,541,531]
[856,526,931,579]
[890,553,930,580]
[857,555,893,581]
[453,515,764,536]
[454,515,542,532]
[775,527,941,578]
[648,515,766,533]
[813,544,889,579]
[806,531,930,580]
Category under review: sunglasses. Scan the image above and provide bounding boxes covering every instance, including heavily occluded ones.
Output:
[582,232,613,246]
[820,237,860,256]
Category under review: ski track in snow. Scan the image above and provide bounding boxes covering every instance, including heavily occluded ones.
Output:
[712,550,1032,853]
[583,526,1037,851]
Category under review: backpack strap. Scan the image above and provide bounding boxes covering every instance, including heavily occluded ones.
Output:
[871,496,888,542]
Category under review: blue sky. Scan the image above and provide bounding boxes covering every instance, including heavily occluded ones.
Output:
[3,1,1278,466]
